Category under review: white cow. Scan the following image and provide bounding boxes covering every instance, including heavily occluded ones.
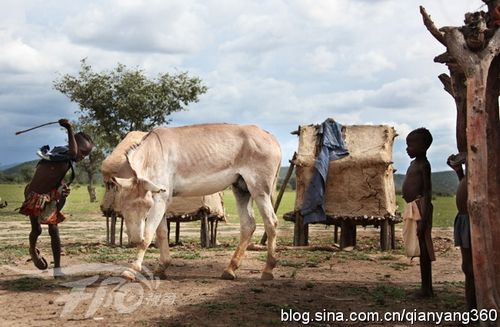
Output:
[114,123,281,280]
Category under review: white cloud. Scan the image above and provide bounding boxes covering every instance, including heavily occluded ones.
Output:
[0,0,485,172]
[306,46,337,73]
[64,0,210,54]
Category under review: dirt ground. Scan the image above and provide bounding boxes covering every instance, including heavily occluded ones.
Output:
[0,220,479,327]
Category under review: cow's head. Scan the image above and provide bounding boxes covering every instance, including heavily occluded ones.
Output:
[113,176,166,246]
[100,182,120,216]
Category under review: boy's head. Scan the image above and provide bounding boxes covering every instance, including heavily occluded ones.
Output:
[75,132,94,162]
[406,127,432,158]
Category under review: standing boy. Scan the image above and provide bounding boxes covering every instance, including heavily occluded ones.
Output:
[402,127,435,297]
[447,154,476,310]
[19,119,93,277]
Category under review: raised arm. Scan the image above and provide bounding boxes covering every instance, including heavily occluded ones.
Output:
[447,154,465,180]
[58,119,77,159]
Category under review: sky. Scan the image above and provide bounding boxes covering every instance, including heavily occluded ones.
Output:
[0,0,485,172]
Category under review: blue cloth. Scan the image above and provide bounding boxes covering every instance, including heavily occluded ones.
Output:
[300,119,349,224]
[37,145,75,162]
[36,145,76,185]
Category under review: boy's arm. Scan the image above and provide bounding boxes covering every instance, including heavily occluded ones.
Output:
[447,155,465,180]
[59,119,78,159]
[418,160,432,237]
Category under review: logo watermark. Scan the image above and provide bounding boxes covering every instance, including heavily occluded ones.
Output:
[5,263,176,319]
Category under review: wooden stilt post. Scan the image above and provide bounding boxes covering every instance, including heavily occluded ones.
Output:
[119,217,124,247]
[175,221,180,245]
[110,212,116,246]
[380,219,390,251]
[200,214,209,248]
[106,215,110,244]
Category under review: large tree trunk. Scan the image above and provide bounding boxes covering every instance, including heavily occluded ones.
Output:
[421,4,500,321]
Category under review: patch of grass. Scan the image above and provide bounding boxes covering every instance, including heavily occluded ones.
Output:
[223,191,296,224]
[279,259,304,268]
[172,250,202,260]
[397,195,456,227]
[372,284,405,305]
[389,262,413,271]
[378,254,397,261]
[85,245,137,263]
[0,277,48,291]
[336,250,372,261]
[436,281,465,310]
[0,244,29,264]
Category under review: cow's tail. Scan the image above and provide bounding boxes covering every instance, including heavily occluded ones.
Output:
[271,158,281,212]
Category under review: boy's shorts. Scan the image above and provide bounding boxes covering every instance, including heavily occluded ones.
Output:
[454,213,471,249]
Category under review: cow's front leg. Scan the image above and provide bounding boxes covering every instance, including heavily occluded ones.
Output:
[122,197,168,281]
[154,217,172,277]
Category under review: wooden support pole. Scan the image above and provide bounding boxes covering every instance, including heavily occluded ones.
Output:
[293,212,308,246]
[200,215,209,248]
[390,222,396,250]
[119,217,124,247]
[106,215,110,244]
[175,221,180,245]
[110,213,116,246]
[340,220,356,249]
[380,219,390,251]
[212,220,218,247]
[167,220,171,244]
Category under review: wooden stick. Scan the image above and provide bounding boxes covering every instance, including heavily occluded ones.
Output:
[15,121,59,135]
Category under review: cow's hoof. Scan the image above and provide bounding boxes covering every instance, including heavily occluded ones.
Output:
[154,266,168,279]
[131,262,142,272]
[261,272,274,280]
[121,270,136,281]
[221,270,236,280]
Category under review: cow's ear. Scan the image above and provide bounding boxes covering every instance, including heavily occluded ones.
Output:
[139,177,166,193]
[113,177,136,189]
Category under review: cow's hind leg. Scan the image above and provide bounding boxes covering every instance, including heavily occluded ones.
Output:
[253,193,278,280]
[222,181,256,280]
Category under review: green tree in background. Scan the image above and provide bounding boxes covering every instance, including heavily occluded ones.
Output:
[54,59,208,201]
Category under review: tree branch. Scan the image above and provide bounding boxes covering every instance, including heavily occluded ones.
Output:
[438,73,453,96]
[481,26,500,58]
[441,27,477,75]
[420,6,447,46]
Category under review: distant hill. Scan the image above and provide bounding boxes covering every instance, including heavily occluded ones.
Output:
[0,159,103,184]
[2,160,39,175]
[0,162,22,171]
[279,166,458,195]
[394,171,458,195]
